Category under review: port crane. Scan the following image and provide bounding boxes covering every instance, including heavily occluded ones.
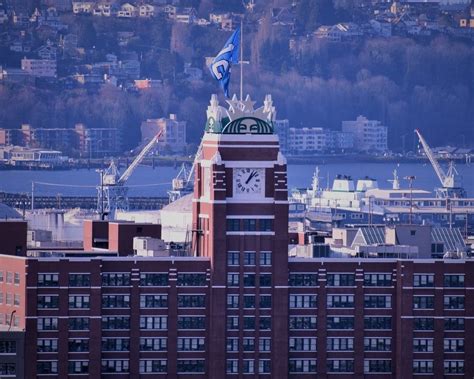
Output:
[97,131,163,219]
[414,129,465,198]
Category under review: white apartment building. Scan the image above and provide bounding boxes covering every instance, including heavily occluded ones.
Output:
[342,115,388,152]
[288,127,327,153]
[140,114,187,154]
[21,58,57,77]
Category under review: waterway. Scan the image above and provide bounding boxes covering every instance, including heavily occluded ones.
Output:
[1,162,473,197]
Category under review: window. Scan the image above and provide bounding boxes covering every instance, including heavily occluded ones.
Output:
[413,296,434,309]
[243,295,255,309]
[327,273,355,286]
[289,316,317,330]
[141,294,168,308]
[259,360,271,374]
[413,274,434,287]
[289,295,317,308]
[364,338,391,351]
[260,295,272,308]
[289,273,317,287]
[444,339,464,352]
[444,296,464,310]
[444,360,464,374]
[227,316,239,330]
[0,363,15,376]
[243,219,257,231]
[259,219,273,231]
[37,273,59,287]
[227,360,238,374]
[177,316,205,330]
[243,316,255,330]
[227,273,239,286]
[327,360,353,373]
[177,338,205,351]
[226,219,240,231]
[101,360,129,373]
[69,274,90,287]
[260,251,271,266]
[364,273,391,287]
[6,272,13,284]
[364,360,391,373]
[243,359,254,374]
[68,361,89,374]
[37,339,57,353]
[227,252,239,266]
[227,338,238,352]
[101,338,129,352]
[69,339,89,352]
[289,337,316,352]
[260,273,272,287]
[445,318,464,331]
[327,316,354,330]
[413,360,433,374]
[227,294,239,308]
[327,294,354,308]
[413,339,433,352]
[102,273,131,286]
[178,294,205,308]
[37,295,59,309]
[364,295,391,308]
[327,338,353,351]
[68,295,90,309]
[364,317,391,330]
[140,316,167,330]
[243,273,255,286]
[177,273,206,286]
[243,338,255,352]
[13,273,20,285]
[244,251,256,265]
[139,360,167,373]
[37,317,58,331]
[259,317,271,330]
[259,338,271,352]
[444,274,464,287]
[68,318,89,331]
[414,318,434,331]
[37,361,58,374]
[140,338,167,352]
[289,359,317,373]
[139,273,168,286]
[177,360,205,373]
[14,294,20,306]
[102,316,130,330]
[0,271,3,282]
[102,295,130,308]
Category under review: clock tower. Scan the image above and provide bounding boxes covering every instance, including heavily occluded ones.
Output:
[192,94,289,378]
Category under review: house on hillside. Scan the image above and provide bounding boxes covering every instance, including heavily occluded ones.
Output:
[72,1,94,14]
[117,3,137,18]
[139,4,154,18]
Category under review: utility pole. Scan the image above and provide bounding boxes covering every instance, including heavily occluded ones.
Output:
[404,176,416,225]
[31,181,34,211]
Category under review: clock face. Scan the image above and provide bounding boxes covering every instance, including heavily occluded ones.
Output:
[234,168,264,195]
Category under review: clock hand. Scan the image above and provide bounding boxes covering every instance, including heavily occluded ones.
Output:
[245,171,256,185]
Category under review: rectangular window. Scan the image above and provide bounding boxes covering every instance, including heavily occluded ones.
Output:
[259,219,273,231]
[444,360,464,374]
[243,337,255,352]
[37,295,59,309]
[364,295,391,308]
[101,338,129,352]
[243,359,254,374]
[444,296,464,310]
[445,318,464,331]
[413,360,433,374]
[102,316,130,330]
[327,294,354,308]
[177,360,205,374]
[364,360,391,373]
[226,338,238,352]
[37,318,58,331]
[413,274,434,287]
[68,361,89,374]
[13,273,20,285]
[177,338,205,351]
[227,360,238,374]
[327,360,354,373]
[444,339,464,352]
[243,295,255,309]
[259,338,271,352]
[139,360,167,373]
[102,273,131,286]
[101,360,129,373]
[244,251,256,265]
[444,274,464,287]
[243,316,255,330]
[68,295,90,309]
[227,273,239,286]
[227,316,239,330]
[177,316,205,330]
[364,338,391,351]
[226,219,240,231]
[289,273,317,287]
[178,294,205,308]
[259,251,272,266]
[364,316,391,330]
[327,338,353,351]
[289,359,317,373]
[260,295,272,308]
[327,273,355,287]
[243,219,257,231]
[364,273,392,287]
[140,338,167,352]
[0,363,15,376]
[289,337,316,352]
[102,295,130,309]
[289,316,317,330]
[413,296,434,309]
[260,273,272,287]
[243,273,255,286]
[227,252,239,266]
[69,339,89,352]
[140,316,167,330]
[141,294,168,308]
[259,317,271,330]
[37,361,58,375]
[227,294,239,309]
[69,274,90,287]
[414,318,434,331]
[177,273,206,286]
[259,360,271,374]
[413,339,433,352]
[327,316,354,330]
[139,273,168,286]
[68,317,89,331]
[37,273,59,287]
[289,295,317,308]
[37,339,57,353]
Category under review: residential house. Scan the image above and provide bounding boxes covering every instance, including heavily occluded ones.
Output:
[37,42,57,60]
[117,3,137,18]
[139,4,154,18]
[72,1,94,14]
[93,2,113,17]
[342,115,388,152]
[174,7,197,24]
[21,58,57,78]
[163,5,177,19]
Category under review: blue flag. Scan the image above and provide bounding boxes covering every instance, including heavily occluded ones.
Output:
[209,27,240,98]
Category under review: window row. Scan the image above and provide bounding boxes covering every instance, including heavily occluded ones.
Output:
[227,251,272,266]
[226,218,274,232]
[227,273,271,287]
[227,316,271,331]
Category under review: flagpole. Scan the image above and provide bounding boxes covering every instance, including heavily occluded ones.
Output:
[240,18,243,101]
